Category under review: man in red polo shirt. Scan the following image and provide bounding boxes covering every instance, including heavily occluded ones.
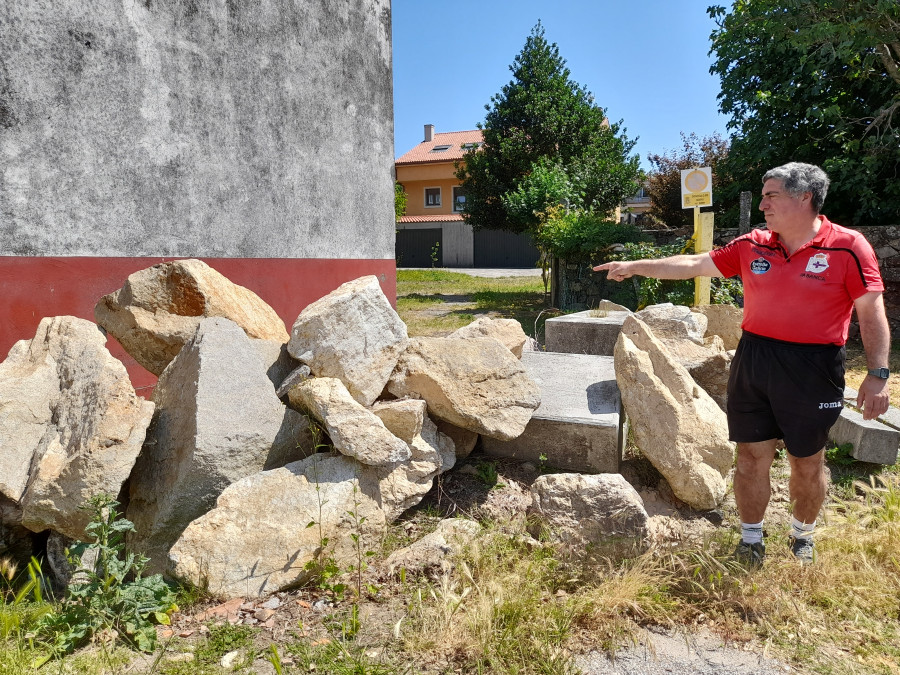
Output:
[594,162,890,565]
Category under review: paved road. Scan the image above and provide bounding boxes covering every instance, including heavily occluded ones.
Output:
[402,267,543,278]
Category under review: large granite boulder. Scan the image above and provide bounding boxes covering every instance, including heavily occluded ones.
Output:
[0,316,154,540]
[635,303,707,344]
[370,399,456,520]
[528,473,649,556]
[287,377,411,467]
[387,337,541,440]
[127,318,312,572]
[288,276,408,406]
[693,304,743,351]
[168,453,386,599]
[449,317,528,358]
[614,316,733,510]
[95,259,288,376]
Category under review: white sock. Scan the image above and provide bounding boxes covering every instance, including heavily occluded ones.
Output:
[741,520,764,545]
[791,517,816,541]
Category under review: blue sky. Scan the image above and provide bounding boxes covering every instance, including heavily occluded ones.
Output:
[392,0,732,169]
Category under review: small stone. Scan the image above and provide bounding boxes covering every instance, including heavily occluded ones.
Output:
[254,608,276,621]
[261,596,282,610]
[221,650,243,668]
[164,653,194,664]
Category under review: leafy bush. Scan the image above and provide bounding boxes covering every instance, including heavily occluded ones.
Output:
[534,207,646,260]
[37,494,177,658]
[606,237,743,308]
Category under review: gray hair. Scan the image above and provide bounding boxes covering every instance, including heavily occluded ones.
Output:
[762,162,830,212]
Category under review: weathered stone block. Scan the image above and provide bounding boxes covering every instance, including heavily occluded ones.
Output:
[831,394,899,465]
[544,310,632,356]
[481,351,623,473]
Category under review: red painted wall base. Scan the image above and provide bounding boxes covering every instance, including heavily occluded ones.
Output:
[0,257,397,393]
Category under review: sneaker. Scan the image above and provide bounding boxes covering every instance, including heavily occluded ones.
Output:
[789,536,815,564]
[733,540,766,567]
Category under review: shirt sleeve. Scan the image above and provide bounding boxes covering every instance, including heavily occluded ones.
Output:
[846,235,885,299]
[708,237,745,279]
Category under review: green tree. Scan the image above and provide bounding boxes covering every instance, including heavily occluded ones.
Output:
[456,22,642,234]
[394,182,407,220]
[646,132,733,229]
[708,0,900,226]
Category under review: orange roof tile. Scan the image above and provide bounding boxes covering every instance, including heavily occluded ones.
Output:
[396,130,483,165]
[398,214,465,223]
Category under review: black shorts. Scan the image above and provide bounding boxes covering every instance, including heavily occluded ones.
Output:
[726,331,845,458]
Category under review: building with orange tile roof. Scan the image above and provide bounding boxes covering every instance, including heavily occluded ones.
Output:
[395,125,539,268]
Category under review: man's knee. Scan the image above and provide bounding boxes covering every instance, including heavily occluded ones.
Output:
[788,448,826,481]
[736,440,778,476]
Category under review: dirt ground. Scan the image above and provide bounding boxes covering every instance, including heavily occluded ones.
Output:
[142,448,807,674]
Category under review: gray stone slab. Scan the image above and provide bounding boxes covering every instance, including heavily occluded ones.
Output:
[482,351,623,473]
[843,386,900,431]
[545,310,633,356]
[829,406,899,465]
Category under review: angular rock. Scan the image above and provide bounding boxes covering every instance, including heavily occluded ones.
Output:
[95,259,289,376]
[528,473,649,556]
[288,378,411,467]
[387,337,541,440]
[614,316,733,510]
[275,365,311,398]
[383,518,480,578]
[168,453,386,599]
[370,399,455,520]
[435,419,478,459]
[127,318,313,572]
[635,303,707,344]
[449,317,528,358]
[693,304,744,351]
[0,316,154,540]
[288,276,408,406]
[688,350,734,412]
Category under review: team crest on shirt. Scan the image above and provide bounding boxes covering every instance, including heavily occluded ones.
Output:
[805,252,829,273]
[750,257,771,274]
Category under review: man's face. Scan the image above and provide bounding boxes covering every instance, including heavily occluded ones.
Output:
[758,179,813,233]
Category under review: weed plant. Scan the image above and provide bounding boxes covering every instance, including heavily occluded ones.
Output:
[36,494,178,661]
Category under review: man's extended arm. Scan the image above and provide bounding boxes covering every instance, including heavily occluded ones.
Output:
[853,291,891,420]
[593,253,723,281]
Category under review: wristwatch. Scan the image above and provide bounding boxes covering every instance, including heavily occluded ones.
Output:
[867,367,890,379]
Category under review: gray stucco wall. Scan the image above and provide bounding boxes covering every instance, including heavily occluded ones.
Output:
[0,0,394,259]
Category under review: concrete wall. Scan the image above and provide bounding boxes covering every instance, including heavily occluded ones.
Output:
[0,0,394,259]
[0,0,397,385]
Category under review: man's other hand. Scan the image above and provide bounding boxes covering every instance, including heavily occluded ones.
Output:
[856,375,890,420]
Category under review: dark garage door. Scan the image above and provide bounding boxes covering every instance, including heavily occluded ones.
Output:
[473,229,540,268]
[396,228,443,268]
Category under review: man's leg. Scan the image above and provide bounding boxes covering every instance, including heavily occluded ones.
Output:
[734,440,778,522]
[732,440,778,565]
[787,448,827,523]
[786,448,827,563]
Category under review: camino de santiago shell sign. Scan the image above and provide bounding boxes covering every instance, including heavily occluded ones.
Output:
[681,167,713,208]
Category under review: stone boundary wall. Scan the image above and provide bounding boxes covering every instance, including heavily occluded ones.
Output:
[554,225,900,332]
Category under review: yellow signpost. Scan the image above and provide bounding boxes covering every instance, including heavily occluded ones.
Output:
[681,167,714,306]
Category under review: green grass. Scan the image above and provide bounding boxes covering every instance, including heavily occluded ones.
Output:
[396,269,548,338]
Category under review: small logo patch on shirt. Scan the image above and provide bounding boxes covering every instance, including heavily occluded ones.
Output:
[750,257,771,274]
[805,252,829,273]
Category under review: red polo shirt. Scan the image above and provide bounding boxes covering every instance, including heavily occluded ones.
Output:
[709,216,884,345]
